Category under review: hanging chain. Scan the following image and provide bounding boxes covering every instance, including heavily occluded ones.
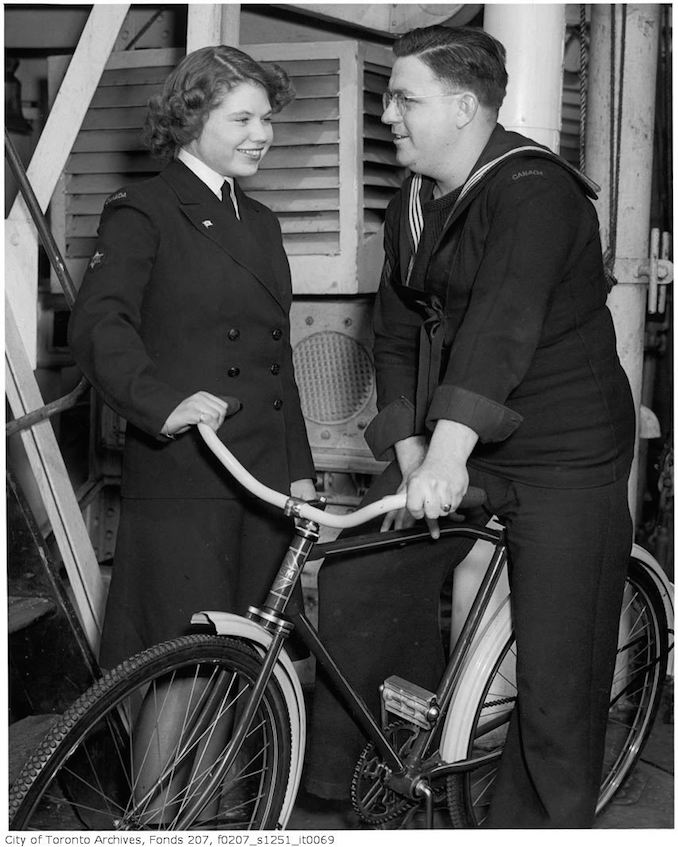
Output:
[603,4,628,291]
[578,4,589,173]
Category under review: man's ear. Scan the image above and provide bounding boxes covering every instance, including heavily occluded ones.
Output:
[456,92,479,127]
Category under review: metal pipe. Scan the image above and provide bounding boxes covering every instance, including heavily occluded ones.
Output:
[6,376,90,437]
[584,4,661,517]
[5,128,78,307]
[484,3,566,151]
[5,128,92,437]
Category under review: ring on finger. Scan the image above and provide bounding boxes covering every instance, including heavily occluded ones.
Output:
[441,503,452,513]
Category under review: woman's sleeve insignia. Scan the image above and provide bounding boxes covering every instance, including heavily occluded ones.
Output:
[89,249,105,269]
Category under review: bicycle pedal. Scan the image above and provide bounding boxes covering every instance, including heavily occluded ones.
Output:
[381,676,439,730]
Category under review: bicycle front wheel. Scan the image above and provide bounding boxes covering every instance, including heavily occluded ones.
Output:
[445,557,670,826]
[10,635,293,830]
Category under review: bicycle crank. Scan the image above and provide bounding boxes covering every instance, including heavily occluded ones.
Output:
[350,722,419,828]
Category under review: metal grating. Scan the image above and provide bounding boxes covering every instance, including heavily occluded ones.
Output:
[293,331,374,424]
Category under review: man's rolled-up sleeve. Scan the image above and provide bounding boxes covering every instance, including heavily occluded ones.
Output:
[426,385,522,443]
[364,395,416,461]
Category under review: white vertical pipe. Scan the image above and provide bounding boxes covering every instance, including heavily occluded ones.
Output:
[585,4,660,518]
[484,3,566,151]
[187,3,240,51]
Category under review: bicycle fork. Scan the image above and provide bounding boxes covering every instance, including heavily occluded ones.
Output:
[175,513,323,828]
[171,627,289,828]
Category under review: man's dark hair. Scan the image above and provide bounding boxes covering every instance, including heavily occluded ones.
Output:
[393,25,508,113]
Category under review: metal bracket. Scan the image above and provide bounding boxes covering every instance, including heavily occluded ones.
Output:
[283,496,307,518]
[613,228,673,314]
[5,298,105,651]
[613,258,673,286]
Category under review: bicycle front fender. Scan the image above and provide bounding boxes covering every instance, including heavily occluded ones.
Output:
[191,610,305,830]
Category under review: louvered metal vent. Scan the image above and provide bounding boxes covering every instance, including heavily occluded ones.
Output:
[244,41,401,293]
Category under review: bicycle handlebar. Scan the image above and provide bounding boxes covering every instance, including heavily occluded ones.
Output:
[198,423,485,529]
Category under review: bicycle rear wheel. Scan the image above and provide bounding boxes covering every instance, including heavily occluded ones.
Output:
[10,635,292,830]
[446,557,670,826]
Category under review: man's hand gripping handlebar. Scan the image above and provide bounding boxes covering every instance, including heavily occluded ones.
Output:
[198,423,485,530]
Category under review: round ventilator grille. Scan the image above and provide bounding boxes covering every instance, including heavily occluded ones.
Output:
[293,331,375,424]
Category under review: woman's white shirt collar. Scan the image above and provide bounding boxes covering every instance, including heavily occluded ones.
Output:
[177,148,240,218]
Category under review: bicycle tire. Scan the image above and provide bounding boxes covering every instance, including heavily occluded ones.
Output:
[445,557,670,826]
[9,634,293,830]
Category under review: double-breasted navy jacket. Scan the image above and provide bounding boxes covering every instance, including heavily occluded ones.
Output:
[365,125,635,488]
[69,160,314,499]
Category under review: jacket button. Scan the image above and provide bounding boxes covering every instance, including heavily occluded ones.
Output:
[270,363,280,375]
[273,399,283,410]
[271,328,283,340]
[227,367,240,377]
[227,328,240,341]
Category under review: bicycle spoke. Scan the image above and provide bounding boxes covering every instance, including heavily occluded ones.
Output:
[10,637,293,831]
[446,559,668,827]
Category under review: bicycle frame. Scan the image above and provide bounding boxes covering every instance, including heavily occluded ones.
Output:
[8,415,674,833]
[302,524,508,772]
[193,515,511,826]
[191,425,674,829]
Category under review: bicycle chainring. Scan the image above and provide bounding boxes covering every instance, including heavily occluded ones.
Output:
[350,722,419,828]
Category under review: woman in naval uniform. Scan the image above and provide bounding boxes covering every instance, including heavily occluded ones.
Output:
[69,45,316,670]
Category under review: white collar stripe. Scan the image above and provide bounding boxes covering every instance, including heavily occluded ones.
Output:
[408,174,424,251]
[458,146,547,202]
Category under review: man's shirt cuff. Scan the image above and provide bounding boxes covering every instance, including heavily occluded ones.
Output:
[426,385,523,442]
[364,396,416,461]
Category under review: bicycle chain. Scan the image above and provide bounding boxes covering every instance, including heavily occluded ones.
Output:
[483,695,516,709]
[350,722,418,828]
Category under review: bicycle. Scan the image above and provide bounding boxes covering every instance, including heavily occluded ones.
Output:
[9,423,674,830]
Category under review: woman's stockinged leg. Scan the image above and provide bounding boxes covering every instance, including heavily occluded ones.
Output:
[132,673,238,825]
[484,479,632,828]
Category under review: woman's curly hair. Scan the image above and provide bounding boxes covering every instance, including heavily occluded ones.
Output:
[143,45,295,162]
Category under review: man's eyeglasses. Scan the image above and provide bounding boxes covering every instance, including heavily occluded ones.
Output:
[382,90,463,115]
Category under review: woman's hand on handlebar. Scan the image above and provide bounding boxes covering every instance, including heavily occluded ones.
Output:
[161,391,231,437]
